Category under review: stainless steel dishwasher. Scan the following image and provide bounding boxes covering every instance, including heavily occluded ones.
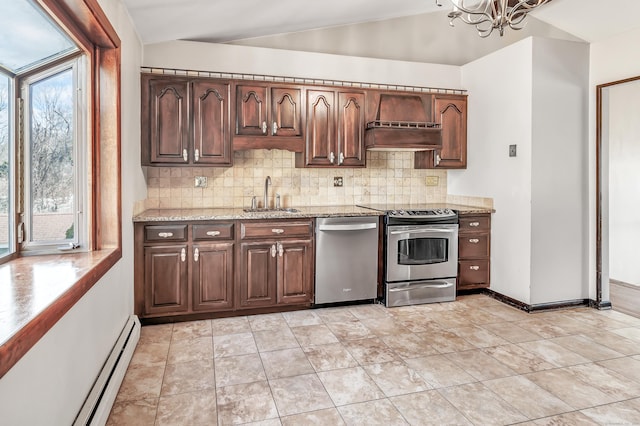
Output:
[315,216,379,304]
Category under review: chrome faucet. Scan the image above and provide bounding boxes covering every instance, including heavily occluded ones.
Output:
[263,176,271,209]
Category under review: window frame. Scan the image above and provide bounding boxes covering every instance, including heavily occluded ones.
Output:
[0,72,16,259]
[0,0,122,380]
[20,55,88,253]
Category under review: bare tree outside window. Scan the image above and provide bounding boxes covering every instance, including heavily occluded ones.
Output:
[28,68,74,242]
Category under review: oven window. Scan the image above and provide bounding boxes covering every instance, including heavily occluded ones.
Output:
[397,237,448,265]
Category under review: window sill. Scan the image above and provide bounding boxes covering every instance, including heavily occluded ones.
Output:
[0,248,121,379]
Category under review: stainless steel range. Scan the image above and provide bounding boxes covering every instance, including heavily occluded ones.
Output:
[358,205,459,307]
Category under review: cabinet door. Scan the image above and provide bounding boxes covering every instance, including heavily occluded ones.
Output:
[435,96,467,168]
[236,85,268,136]
[192,80,232,165]
[305,90,336,166]
[238,241,277,308]
[277,239,313,305]
[147,79,189,164]
[271,87,302,137]
[144,245,188,315]
[337,91,365,167]
[192,243,234,311]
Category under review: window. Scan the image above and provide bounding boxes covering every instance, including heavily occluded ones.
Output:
[0,0,84,260]
[0,75,10,257]
[22,58,87,251]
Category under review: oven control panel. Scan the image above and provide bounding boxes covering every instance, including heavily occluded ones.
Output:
[388,208,455,218]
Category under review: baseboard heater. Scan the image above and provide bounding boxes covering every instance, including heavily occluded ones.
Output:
[74,315,141,426]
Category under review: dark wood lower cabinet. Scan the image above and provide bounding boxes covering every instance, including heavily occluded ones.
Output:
[239,241,278,308]
[457,213,491,292]
[135,219,314,321]
[192,242,234,311]
[143,245,189,315]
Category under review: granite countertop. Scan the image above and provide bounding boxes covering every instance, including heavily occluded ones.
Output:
[133,203,493,222]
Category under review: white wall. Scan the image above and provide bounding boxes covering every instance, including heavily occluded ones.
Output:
[453,37,589,306]
[453,38,534,304]
[143,40,462,90]
[607,81,640,285]
[0,0,145,423]
[589,27,640,301]
[529,38,590,304]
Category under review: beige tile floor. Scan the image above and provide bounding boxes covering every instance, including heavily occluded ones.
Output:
[108,294,640,425]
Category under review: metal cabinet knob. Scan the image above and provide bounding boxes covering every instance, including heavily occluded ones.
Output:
[469,265,480,271]
[272,121,278,135]
[194,148,200,162]
[183,149,188,162]
[158,232,174,238]
[469,238,480,243]
[278,242,283,257]
[329,152,335,164]
[339,152,345,165]
[271,244,276,257]
[180,248,186,262]
[262,121,267,134]
[194,248,199,262]
[206,231,221,237]
[271,228,285,234]
[469,222,480,227]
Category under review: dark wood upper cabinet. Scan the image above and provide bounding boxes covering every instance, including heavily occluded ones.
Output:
[297,88,365,168]
[145,78,189,164]
[192,81,232,165]
[415,94,467,169]
[233,84,303,151]
[338,91,366,167]
[141,75,232,166]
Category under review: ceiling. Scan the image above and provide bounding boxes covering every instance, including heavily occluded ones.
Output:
[123,0,640,65]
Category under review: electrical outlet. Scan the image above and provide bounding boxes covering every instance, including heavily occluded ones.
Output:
[509,144,517,157]
[426,176,439,186]
[333,176,343,187]
[194,176,207,188]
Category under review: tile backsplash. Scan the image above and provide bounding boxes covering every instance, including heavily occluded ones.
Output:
[142,150,449,210]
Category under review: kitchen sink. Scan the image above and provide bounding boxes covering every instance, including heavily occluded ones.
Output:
[243,207,300,213]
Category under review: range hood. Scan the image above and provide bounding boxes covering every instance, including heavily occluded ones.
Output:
[365,93,442,151]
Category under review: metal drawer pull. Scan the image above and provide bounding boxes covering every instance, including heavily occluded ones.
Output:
[271,244,276,257]
[194,248,199,262]
[180,248,186,262]
[271,228,285,234]
[158,232,174,238]
[278,242,283,257]
[469,238,480,243]
[206,230,221,237]
[389,282,454,292]
[182,149,188,162]
[469,265,480,271]
[469,222,480,227]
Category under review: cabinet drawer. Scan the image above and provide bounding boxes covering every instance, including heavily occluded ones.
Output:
[458,233,490,259]
[459,215,490,232]
[145,225,187,242]
[193,223,234,241]
[458,260,490,285]
[240,220,313,240]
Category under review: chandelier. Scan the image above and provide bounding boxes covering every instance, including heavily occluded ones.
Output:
[436,0,553,38]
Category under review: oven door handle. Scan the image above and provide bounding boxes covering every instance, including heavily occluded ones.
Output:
[388,228,455,235]
[388,281,454,292]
